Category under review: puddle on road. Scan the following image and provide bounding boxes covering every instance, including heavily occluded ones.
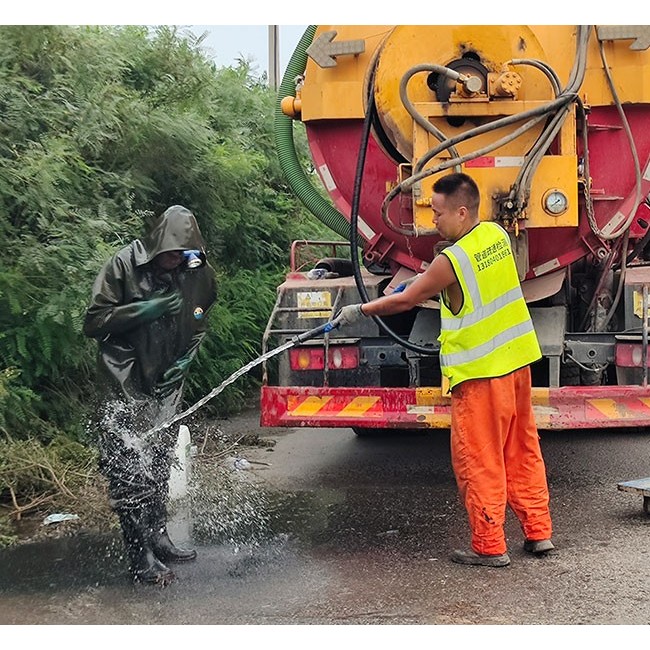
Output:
[0,488,344,594]
[0,531,128,592]
[183,473,455,557]
[0,463,458,595]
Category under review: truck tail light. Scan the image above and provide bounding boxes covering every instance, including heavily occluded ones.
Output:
[289,346,359,370]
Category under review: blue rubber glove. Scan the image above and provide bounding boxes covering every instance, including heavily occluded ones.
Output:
[393,274,421,294]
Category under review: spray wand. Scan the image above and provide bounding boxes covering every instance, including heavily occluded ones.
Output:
[143,318,341,439]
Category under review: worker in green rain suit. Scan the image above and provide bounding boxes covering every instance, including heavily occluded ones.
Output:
[83,205,217,585]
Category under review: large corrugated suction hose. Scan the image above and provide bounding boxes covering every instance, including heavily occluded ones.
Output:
[274,25,352,241]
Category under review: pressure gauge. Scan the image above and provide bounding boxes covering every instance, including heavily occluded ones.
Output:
[543,189,569,216]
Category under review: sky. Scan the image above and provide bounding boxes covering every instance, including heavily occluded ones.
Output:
[189,25,309,77]
[3,5,636,78]
[5,4,632,35]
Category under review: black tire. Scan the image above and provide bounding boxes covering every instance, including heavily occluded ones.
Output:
[352,427,427,438]
[352,427,394,437]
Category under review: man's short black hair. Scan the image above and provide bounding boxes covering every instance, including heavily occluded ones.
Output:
[433,172,480,213]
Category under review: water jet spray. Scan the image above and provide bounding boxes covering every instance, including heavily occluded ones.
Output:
[143,318,342,439]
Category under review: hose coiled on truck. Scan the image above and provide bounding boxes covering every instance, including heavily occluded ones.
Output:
[274,25,352,241]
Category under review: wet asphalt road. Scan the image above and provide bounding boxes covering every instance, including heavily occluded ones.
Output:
[1,415,650,626]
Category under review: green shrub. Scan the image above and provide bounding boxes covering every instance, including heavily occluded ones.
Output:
[0,25,329,446]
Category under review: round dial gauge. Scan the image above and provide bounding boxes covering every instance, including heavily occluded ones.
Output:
[543,189,569,215]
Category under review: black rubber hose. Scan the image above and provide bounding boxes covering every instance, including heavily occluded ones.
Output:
[350,64,437,356]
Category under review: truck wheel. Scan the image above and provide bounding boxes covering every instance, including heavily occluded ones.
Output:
[352,427,426,437]
[352,427,394,437]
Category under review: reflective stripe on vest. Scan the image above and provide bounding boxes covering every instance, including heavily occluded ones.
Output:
[439,222,541,388]
[440,319,536,367]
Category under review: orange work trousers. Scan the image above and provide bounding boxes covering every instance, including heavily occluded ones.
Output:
[450,366,552,556]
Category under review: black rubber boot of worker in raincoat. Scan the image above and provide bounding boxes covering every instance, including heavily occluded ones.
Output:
[150,496,197,563]
[84,205,217,584]
[117,506,175,585]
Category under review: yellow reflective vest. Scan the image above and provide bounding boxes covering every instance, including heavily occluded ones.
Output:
[438,221,541,390]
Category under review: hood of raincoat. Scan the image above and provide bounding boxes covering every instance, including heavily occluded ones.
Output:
[133,205,208,266]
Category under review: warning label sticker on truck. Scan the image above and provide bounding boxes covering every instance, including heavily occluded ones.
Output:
[297,291,333,319]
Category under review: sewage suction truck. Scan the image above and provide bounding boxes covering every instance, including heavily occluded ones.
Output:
[260,25,650,433]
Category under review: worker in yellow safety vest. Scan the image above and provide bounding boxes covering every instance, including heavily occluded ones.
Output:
[335,171,554,567]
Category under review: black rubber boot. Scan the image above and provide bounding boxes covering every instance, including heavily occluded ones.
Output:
[130,545,176,584]
[117,508,176,585]
[149,500,197,563]
[151,528,197,563]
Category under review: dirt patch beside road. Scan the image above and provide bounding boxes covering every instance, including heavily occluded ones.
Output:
[2,407,275,547]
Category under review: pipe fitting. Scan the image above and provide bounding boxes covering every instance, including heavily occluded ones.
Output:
[489,70,523,98]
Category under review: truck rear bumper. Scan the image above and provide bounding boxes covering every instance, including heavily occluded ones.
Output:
[260,384,650,430]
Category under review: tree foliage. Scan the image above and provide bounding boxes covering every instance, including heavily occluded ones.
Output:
[0,25,332,443]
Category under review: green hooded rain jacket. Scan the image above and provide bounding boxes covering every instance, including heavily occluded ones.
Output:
[83,205,217,400]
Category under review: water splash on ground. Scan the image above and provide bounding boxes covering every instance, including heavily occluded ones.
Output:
[188,458,274,552]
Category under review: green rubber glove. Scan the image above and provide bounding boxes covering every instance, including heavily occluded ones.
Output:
[154,356,191,398]
[153,332,206,399]
[135,291,183,322]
